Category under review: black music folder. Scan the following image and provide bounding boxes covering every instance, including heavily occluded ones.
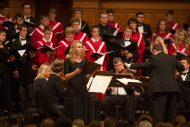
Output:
[38,44,61,53]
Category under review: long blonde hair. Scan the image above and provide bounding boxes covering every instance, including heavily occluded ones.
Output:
[174,29,189,49]
[35,63,51,80]
[69,40,85,63]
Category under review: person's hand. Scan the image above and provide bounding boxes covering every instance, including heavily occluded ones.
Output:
[74,68,83,75]
[124,62,131,68]
[160,38,165,45]
[9,55,16,62]
[134,91,140,96]
[127,53,133,58]
[13,71,19,79]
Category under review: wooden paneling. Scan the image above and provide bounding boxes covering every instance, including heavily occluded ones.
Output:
[73,1,190,32]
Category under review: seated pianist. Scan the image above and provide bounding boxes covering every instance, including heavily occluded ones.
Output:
[101,57,142,126]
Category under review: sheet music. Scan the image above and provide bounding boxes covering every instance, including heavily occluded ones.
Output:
[88,75,113,93]
[95,55,105,65]
[18,49,26,57]
[116,78,142,85]
[87,77,94,90]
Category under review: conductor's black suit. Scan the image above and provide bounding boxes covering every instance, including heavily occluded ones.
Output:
[129,52,184,124]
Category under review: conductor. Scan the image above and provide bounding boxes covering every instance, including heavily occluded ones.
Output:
[126,43,184,124]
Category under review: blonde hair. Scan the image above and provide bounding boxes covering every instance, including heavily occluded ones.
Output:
[72,119,85,127]
[35,63,51,80]
[174,29,189,49]
[69,40,85,63]
[65,26,74,35]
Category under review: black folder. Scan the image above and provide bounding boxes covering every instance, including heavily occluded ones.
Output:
[24,21,36,28]
[81,62,102,74]
[90,53,103,59]
[38,44,61,53]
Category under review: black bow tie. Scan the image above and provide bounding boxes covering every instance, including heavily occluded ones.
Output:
[181,72,187,76]
[26,17,30,19]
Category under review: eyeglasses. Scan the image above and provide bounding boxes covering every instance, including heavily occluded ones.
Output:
[138,16,144,18]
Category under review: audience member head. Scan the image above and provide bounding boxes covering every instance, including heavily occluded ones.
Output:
[90,26,100,39]
[153,43,163,55]
[128,18,138,31]
[22,2,32,16]
[136,11,145,23]
[70,18,80,32]
[113,57,125,73]
[73,7,83,19]
[124,25,133,39]
[166,10,175,23]
[104,117,117,127]
[181,57,190,71]
[106,9,115,22]
[55,117,72,127]
[40,15,50,27]
[69,40,85,63]
[14,13,24,25]
[18,24,28,38]
[156,19,169,33]
[99,12,109,26]
[174,115,187,127]
[186,25,190,37]
[43,26,52,40]
[0,29,6,42]
[137,114,153,127]
[156,122,174,127]
[65,26,74,41]
[52,58,64,74]
[73,119,85,127]
[49,8,57,21]
[40,118,55,127]
[35,63,51,80]
[88,120,101,127]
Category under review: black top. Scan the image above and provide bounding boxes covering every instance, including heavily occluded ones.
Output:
[46,74,66,105]
[130,52,184,94]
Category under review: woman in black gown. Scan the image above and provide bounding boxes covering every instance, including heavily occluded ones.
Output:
[64,40,89,121]
[0,30,12,113]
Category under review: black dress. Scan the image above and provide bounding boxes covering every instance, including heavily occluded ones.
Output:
[64,58,89,121]
[0,48,12,112]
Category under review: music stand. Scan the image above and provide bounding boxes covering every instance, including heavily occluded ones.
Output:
[87,72,114,120]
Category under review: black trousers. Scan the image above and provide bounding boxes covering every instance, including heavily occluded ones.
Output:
[151,92,178,125]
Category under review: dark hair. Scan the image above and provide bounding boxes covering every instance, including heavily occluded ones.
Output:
[104,117,117,127]
[90,25,99,32]
[113,57,123,65]
[181,57,190,64]
[70,17,80,25]
[128,18,138,25]
[166,10,174,16]
[44,26,52,32]
[0,29,6,34]
[88,120,101,127]
[73,7,83,14]
[137,114,153,125]
[156,19,170,33]
[40,118,55,127]
[153,43,163,52]
[14,13,24,20]
[136,12,144,17]
[52,58,64,73]
[153,34,163,43]
[106,9,114,14]
[40,15,49,20]
[125,25,133,30]
[99,11,108,18]
[22,2,31,8]
[55,117,72,127]
[17,24,28,31]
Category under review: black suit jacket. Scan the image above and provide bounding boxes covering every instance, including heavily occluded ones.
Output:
[130,52,184,95]
[138,23,152,44]
[80,20,91,38]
